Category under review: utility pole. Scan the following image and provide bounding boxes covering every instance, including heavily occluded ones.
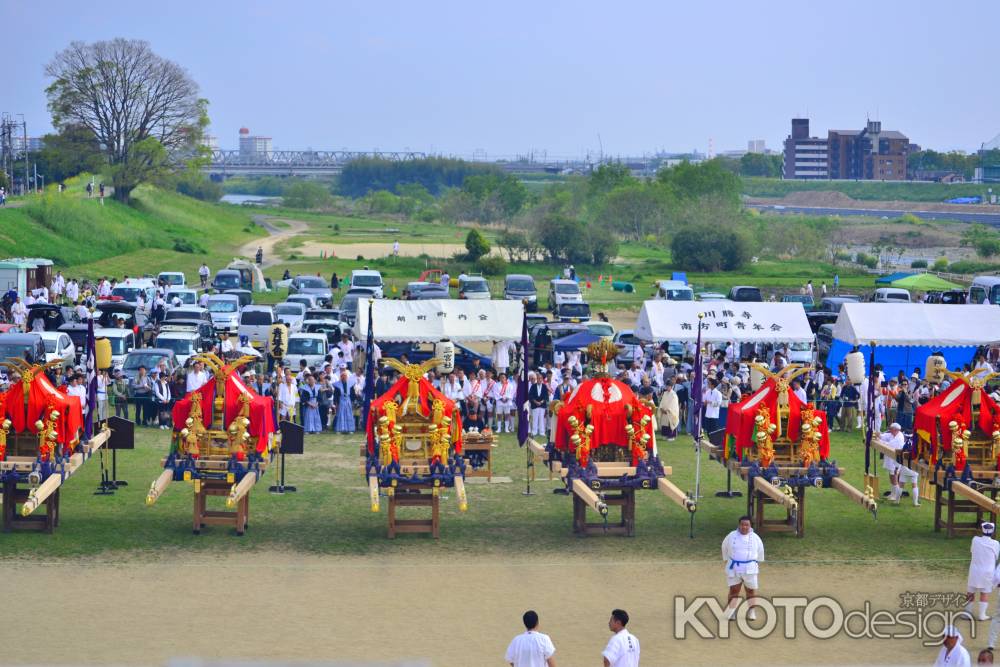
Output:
[19,114,27,196]
[33,163,38,193]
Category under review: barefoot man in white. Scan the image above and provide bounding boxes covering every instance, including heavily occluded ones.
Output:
[722,515,765,620]
[968,521,999,621]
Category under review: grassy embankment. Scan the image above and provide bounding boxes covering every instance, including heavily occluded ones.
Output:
[743,177,995,203]
[0,426,965,573]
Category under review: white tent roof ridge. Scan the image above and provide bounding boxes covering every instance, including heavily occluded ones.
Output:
[831,303,1000,347]
[355,299,524,342]
[634,300,813,344]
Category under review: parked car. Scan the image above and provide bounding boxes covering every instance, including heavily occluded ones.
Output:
[206,293,242,333]
[504,274,538,312]
[284,333,329,369]
[111,278,157,307]
[548,279,584,310]
[302,319,343,346]
[786,340,815,364]
[95,302,149,336]
[872,287,911,303]
[654,280,694,301]
[223,289,253,308]
[157,319,216,352]
[305,308,342,324]
[238,306,276,348]
[613,330,644,365]
[57,323,90,363]
[806,311,838,334]
[816,324,836,366]
[379,342,492,374]
[274,302,307,332]
[286,293,319,310]
[926,290,967,305]
[348,269,384,298]
[781,294,815,311]
[288,275,334,307]
[338,294,361,326]
[405,282,449,300]
[525,314,549,331]
[970,275,1000,305]
[158,272,186,289]
[728,286,763,302]
[458,275,491,300]
[163,307,212,328]
[211,269,243,291]
[818,296,860,313]
[26,303,74,332]
[166,288,198,308]
[121,348,179,385]
[586,321,616,338]
[38,331,75,370]
[0,333,45,365]
[94,328,136,370]
[153,330,201,367]
[553,302,591,323]
[528,322,588,366]
[697,292,727,301]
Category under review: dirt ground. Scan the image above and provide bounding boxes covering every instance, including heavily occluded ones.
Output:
[295,241,500,261]
[5,552,975,666]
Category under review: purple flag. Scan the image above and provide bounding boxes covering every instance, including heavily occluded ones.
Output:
[84,315,97,440]
[516,314,529,446]
[691,318,704,442]
[863,345,877,474]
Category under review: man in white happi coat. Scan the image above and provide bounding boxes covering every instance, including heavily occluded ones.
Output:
[880,422,919,506]
[722,515,765,620]
[934,624,971,666]
[968,522,1000,621]
[185,360,211,393]
[469,370,488,420]
[492,340,514,376]
[492,372,516,433]
[10,297,26,327]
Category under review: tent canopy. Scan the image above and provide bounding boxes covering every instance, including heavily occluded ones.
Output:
[553,331,602,351]
[355,299,524,343]
[634,300,813,343]
[831,303,1000,347]
[889,273,963,291]
[875,271,915,285]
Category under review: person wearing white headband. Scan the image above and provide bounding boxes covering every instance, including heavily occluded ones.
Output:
[968,522,1000,622]
[880,422,919,506]
[934,624,970,666]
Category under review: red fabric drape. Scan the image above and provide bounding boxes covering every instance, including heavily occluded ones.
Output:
[224,373,275,454]
[553,378,654,457]
[915,380,974,460]
[2,373,83,447]
[171,381,215,431]
[365,375,462,455]
[722,379,830,461]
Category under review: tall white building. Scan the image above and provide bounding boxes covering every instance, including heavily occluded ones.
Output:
[238,127,272,160]
[747,139,766,154]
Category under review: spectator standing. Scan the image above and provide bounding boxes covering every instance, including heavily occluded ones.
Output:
[130,366,153,426]
[504,610,556,667]
[602,609,640,667]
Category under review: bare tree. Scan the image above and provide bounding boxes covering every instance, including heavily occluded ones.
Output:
[45,38,206,203]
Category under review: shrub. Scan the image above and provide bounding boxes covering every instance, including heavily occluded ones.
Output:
[910,259,928,269]
[669,225,750,272]
[833,250,852,263]
[464,229,491,261]
[948,259,1000,275]
[932,256,949,271]
[473,255,508,276]
[172,238,202,254]
[356,254,365,261]
[283,181,334,209]
[854,252,878,269]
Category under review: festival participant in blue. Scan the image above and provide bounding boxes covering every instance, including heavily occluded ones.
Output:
[300,373,322,434]
[332,367,356,433]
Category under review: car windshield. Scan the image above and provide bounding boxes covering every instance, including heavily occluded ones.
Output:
[161,274,184,285]
[123,353,166,370]
[214,274,240,289]
[156,338,194,355]
[586,323,614,337]
[297,277,326,289]
[619,334,640,346]
[208,301,238,313]
[0,344,35,361]
[463,280,488,292]
[790,342,811,351]
[167,292,195,304]
[352,275,381,287]
[885,293,908,301]
[555,283,580,294]
[340,296,359,313]
[663,289,692,300]
[550,327,583,340]
[507,279,534,292]
[558,303,590,317]
[106,337,129,355]
[276,304,304,316]
[306,310,339,321]
[304,323,338,335]
[165,310,200,321]
[241,311,273,325]
[43,339,57,353]
[112,288,144,302]
[288,338,324,354]
[785,295,810,303]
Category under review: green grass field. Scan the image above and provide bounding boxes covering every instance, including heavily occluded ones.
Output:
[0,425,965,574]
[742,177,994,203]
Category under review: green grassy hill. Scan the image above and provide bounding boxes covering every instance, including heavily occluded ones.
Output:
[742,176,994,202]
[0,176,264,277]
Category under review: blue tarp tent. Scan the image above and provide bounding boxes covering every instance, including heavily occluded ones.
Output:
[553,331,602,351]
[874,271,915,285]
[826,341,975,379]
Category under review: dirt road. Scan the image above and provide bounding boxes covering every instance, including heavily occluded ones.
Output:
[7,552,972,666]
[239,215,309,268]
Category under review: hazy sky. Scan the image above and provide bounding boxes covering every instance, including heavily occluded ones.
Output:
[5,0,999,158]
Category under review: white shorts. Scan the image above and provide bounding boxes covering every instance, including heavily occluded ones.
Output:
[727,571,759,589]
[496,400,514,415]
[969,573,993,592]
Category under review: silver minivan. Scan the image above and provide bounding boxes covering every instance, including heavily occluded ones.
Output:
[872,287,910,303]
[206,293,241,332]
[238,306,275,348]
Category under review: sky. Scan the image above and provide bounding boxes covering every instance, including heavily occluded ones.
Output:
[5,0,999,159]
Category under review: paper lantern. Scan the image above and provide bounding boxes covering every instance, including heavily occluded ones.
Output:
[926,354,947,384]
[846,351,866,385]
[94,338,112,370]
[435,340,455,374]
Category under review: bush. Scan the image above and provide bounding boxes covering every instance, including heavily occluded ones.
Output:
[948,259,1000,275]
[854,252,878,269]
[175,172,223,202]
[833,250,852,263]
[669,225,750,272]
[910,259,928,269]
[356,255,365,261]
[473,255,508,276]
[283,181,334,209]
[172,238,202,254]
[464,229,491,261]
[932,256,949,271]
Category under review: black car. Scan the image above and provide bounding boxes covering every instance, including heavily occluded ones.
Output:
[379,342,493,374]
[26,303,74,331]
[528,322,588,366]
[223,289,253,308]
[57,323,90,363]
[0,333,46,365]
[926,290,967,305]
[806,311,838,334]
[95,302,150,341]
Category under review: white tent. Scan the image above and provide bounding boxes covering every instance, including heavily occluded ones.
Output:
[354,299,524,343]
[634,300,813,344]
[831,303,1000,347]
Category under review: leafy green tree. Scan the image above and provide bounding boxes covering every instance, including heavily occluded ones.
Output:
[338,157,496,197]
[658,159,740,205]
[961,224,1000,258]
[496,228,530,262]
[739,153,782,177]
[534,212,589,263]
[46,38,207,203]
[670,225,750,272]
[464,229,491,261]
[34,124,105,183]
[363,189,401,214]
[586,163,637,200]
[283,181,334,209]
[595,183,673,241]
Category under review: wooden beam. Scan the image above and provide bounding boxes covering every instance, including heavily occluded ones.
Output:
[753,476,798,510]
[657,477,695,512]
[146,469,173,506]
[453,475,468,512]
[571,479,608,516]
[226,471,258,508]
[952,481,1000,516]
[829,477,877,514]
[368,475,380,513]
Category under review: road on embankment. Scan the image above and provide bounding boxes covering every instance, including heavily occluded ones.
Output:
[750,203,1000,226]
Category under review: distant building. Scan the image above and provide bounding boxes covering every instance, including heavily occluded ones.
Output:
[238,127,272,160]
[747,139,766,154]
[783,118,910,180]
[201,135,219,151]
[782,118,829,179]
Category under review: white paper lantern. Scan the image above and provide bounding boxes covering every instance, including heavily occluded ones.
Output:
[846,351,866,385]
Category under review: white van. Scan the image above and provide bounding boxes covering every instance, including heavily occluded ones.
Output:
[872,287,911,303]
[970,276,1000,305]
[283,333,328,369]
[153,330,201,367]
[239,306,275,348]
[158,272,186,289]
[206,293,241,333]
[654,280,694,301]
[94,327,137,370]
[349,269,384,298]
[548,279,583,310]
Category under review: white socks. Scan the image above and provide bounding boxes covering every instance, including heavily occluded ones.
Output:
[912,485,920,506]
[980,601,990,620]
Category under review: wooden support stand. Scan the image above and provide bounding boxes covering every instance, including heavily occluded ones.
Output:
[462,436,495,481]
[193,479,249,536]
[387,485,440,539]
[2,480,59,533]
[572,488,635,537]
[750,483,805,537]
[934,482,999,538]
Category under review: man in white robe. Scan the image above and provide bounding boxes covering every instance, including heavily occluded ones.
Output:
[722,515,765,620]
[880,423,919,506]
[968,522,999,621]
